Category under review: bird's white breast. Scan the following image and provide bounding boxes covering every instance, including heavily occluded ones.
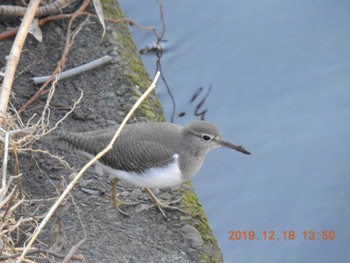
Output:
[98,154,183,188]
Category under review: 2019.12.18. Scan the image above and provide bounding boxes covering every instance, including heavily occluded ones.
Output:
[228,230,336,241]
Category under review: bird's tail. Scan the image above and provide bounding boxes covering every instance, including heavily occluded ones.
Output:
[42,126,118,155]
[42,132,82,152]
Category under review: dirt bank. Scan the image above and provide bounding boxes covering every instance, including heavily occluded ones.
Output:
[0,1,223,262]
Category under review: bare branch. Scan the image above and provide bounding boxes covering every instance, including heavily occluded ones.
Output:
[0,0,77,17]
[31,56,113,84]
[16,0,90,116]
[0,0,42,125]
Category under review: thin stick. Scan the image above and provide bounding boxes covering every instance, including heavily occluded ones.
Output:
[16,71,160,262]
[61,238,86,263]
[16,0,90,116]
[0,0,76,17]
[0,13,73,41]
[0,132,10,199]
[0,248,83,261]
[31,55,113,84]
[0,0,42,125]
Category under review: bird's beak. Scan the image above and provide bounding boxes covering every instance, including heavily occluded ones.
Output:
[219,139,251,155]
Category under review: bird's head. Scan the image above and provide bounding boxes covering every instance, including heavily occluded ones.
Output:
[182,121,251,155]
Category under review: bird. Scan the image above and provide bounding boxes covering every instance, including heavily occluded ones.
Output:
[48,121,251,218]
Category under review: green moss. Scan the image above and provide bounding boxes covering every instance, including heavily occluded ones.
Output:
[181,182,218,243]
[101,0,150,84]
[200,254,221,263]
[101,0,124,18]
[200,254,219,263]
[181,182,223,262]
[200,254,209,261]
[101,0,164,122]
[101,1,221,261]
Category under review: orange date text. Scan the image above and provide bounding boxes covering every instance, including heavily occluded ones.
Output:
[228,230,335,241]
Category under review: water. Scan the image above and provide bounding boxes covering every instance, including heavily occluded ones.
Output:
[119,1,350,262]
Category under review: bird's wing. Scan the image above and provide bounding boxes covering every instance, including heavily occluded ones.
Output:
[45,124,179,174]
[100,139,178,173]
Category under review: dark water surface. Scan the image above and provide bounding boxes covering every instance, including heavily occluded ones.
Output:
[119,1,350,262]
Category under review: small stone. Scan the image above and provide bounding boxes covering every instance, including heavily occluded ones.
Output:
[130,188,142,199]
[54,26,63,36]
[80,187,101,196]
[170,185,181,191]
[109,50,118,57]
[79,179,95,187]
[117,180,128,188]
[120,191,130,198]
[107,119,117,125]
[152,188,160,195]
[68,173,77,180]
[156,224,167,233]
[104,91,115,98]
[94,166,104,176]
[135,203,150,213]
[181,224,204,249]
[159,192,172,200]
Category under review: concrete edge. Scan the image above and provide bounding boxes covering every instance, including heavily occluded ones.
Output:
[101,1,224,262]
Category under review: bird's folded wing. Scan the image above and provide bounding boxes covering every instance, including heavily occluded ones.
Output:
[100,140,178,174]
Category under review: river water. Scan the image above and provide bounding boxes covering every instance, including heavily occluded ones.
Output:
[119,1,350,262]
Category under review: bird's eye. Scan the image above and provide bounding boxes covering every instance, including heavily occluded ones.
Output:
[201,134,212,142]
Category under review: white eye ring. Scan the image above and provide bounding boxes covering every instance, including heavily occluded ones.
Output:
[201,134,213,142]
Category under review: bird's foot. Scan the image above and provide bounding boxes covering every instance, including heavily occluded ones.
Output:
[145,188,188,220]
[114,202,129,216]
[152,201,188,220]
[112,178,139,216]
[113,193,139,216]
[114,194,139,206]
[165,198,182,205]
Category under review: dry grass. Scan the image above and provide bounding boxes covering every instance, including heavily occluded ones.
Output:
[0,76,83,262]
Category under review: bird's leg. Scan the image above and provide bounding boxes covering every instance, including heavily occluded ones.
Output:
[145,188,188,219]
[111,178,138,216]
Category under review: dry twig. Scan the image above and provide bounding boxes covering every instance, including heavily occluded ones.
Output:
[0,0,42,125]
[0,0,76,17]
[0,70,84,263]
[0,13,74,40]
[16,0,90,116]
[0,247,84,261]
[31,55,113,85]
[61,238,86,263]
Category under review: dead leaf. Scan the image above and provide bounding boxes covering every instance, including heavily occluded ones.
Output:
[29,18,43,42]
[93,0,106,37]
